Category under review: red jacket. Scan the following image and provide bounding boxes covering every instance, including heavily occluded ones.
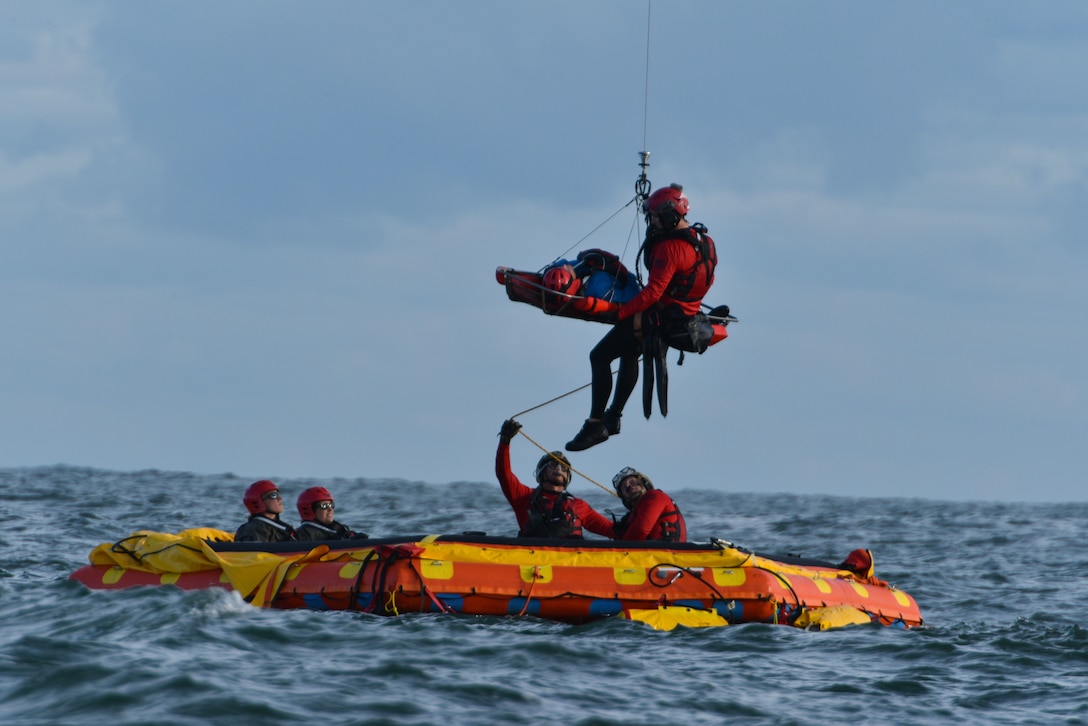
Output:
[614,489,687,542]
[618,231,716,320]
[495,441,614,538]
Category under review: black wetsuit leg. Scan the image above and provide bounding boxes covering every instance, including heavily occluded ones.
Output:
[589,317,641,418]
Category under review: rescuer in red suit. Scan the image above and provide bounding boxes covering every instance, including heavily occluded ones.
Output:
[609,467,687,542]
[495,419,614,539]
[566,183,717,452]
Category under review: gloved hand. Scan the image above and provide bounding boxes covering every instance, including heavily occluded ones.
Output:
[499,419,522,443]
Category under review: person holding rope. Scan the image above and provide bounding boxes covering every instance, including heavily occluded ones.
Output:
[566,183,717,452]
[609,467,687,543]
[495,419,614,539]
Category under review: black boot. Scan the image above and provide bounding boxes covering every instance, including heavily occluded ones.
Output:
[603,410,622,436]
[565,419,609,452]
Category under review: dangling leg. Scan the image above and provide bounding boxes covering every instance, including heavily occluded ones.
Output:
[567,318,638,452]
[653,332,668,417]
[609,350,639,427]
[642,332,655,419]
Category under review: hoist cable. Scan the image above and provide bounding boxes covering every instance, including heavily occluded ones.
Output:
[642,0,652,153]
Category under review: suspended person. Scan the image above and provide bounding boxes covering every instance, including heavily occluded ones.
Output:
[495,419,614,539]
[566,183,717,451]
[541,249,642,309]
[234,480,296,542]
[610,467,687,542]
[295,486,367,542]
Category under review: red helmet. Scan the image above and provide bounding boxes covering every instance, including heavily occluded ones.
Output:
[243,479,280,515]
[543,264,581,298]
[642,183,689,228]
[296,486,334,521]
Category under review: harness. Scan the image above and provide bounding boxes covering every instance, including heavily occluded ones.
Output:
[613,496,685,543]
[657,504,685,543]
[521,490,584,539]
[297,520,351,540]
[243,515,296,541]
[300,521,338,535]
[642,224,717,305]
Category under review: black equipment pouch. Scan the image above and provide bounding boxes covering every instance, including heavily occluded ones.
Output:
[664,312,714,354]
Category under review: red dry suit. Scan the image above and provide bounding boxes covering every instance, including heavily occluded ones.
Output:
[495,441,614,538]
[617,226,716,321]
[612,489,687,542]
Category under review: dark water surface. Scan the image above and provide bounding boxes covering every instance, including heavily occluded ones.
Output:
[2,466,1086,725]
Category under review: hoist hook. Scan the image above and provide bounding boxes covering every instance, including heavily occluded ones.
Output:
[635,150,652,205]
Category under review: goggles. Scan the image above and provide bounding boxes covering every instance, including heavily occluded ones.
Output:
[612,467,641,489]
[262,491,282,501]
[314,502,335,511]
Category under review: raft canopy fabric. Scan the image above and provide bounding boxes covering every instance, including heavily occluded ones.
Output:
[88,529,233,573]
[87,529,360,607]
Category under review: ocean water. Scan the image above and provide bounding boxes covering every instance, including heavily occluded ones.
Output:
[2,465,1086,725]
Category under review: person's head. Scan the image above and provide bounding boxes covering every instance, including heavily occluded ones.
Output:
[543,264,581,298]
[642,183,689,232]
[535,451,572,492]
[297,486,336,525]
[243,479,284,518]
[612,467,654,509]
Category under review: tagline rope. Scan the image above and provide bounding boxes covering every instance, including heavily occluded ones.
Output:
[512,427,618,498]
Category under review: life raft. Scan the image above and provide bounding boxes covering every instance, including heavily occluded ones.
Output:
[70,532,923,630]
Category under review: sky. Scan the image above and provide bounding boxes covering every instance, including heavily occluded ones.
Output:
[2,2,1085,503]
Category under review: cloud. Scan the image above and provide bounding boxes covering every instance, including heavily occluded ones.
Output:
[1,2,1086,502]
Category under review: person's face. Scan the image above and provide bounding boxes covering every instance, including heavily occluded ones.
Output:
[313,500,335,524]
[262,490,285,517]
[540,460,570,492]
[619,476,646,503]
